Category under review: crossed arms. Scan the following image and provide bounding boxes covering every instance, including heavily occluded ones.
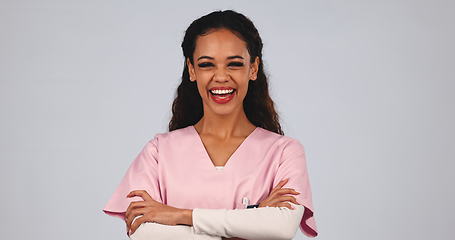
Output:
[129,202,304,240]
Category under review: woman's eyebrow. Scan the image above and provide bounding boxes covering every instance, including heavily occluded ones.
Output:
[197,55,244,61]
[197,56,214,61]
[226,55,244,60]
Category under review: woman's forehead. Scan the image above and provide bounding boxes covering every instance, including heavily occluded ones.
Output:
[193,29,249,60]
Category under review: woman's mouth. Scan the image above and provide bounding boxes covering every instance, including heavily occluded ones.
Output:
[209,88,236,104]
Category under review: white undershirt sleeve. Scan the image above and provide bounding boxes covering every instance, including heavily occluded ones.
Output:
[192,202,305,240]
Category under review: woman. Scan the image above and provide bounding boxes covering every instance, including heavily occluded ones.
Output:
[103,10,318,239]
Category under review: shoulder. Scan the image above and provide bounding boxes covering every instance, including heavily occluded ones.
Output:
[146,125,194,149]
[256,127,306,159]
[281,135,306,160]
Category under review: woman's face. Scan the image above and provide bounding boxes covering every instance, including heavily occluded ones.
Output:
[187,28,259,117]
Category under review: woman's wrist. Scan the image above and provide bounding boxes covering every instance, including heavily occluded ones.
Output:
[179,209,193,226]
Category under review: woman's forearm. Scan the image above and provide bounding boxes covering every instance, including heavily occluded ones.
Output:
[129,215,220,240]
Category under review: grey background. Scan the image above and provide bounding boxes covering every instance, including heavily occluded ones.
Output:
[1,0,454,239]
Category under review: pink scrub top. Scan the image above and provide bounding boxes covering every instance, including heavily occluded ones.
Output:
[102,125,318,237]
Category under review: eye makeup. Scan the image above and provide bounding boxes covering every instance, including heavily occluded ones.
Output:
[197,61,244,68]
[198,62,214,68]
[228,61,244,67]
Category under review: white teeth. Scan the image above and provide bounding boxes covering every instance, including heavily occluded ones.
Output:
[210,89,234,95]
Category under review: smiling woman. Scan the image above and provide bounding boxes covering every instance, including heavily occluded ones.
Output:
[102,9,318,240]
[187,28,259,108]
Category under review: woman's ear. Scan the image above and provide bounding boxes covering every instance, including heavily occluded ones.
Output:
[187,58,196,82]
[250,56,260,80]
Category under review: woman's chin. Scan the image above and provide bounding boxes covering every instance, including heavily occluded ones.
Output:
[210,107,236,116]
[204,102,239,116]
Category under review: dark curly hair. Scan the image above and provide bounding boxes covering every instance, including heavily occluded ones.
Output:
[168,9,284,135]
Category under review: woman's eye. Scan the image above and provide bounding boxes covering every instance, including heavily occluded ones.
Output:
[229,62,244,67]
[198,62,214,68]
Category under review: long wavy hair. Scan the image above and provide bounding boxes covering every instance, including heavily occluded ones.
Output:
[168,10,284,135]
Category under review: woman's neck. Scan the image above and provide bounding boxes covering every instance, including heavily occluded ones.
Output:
[193,110,256,139]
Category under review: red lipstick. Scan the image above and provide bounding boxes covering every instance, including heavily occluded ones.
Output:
[208,87,236,104]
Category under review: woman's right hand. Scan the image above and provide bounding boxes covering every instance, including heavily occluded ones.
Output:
[258,178,301,210]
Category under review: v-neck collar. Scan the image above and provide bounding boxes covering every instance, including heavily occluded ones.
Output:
[190,125,260,171]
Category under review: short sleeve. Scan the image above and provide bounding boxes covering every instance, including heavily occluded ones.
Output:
[102,136,162,220]
[272,138,318,237]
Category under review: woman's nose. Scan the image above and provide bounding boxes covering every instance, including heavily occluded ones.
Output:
[213,68,229,82]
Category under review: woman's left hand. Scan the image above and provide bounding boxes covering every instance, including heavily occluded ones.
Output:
[125,190,184,236]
